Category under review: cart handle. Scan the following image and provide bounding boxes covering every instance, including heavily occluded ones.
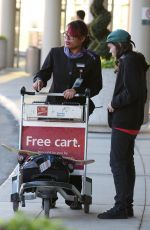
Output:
[20,86,90,97]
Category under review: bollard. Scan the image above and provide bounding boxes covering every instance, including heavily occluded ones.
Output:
[0,38,7,69]
[26,46,41,75]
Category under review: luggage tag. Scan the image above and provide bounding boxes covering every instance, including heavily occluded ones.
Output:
[39,160,51,172]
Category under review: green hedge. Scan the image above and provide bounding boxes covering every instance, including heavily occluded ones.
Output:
[101,58,115,68]
[0,35,7,40]
[0,212,69,230]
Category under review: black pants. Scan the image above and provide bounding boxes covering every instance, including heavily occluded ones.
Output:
[110,129,136,210]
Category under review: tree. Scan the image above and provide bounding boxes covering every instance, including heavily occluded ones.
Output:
[88,0,111,59]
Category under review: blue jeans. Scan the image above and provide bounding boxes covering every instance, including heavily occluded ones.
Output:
[110,129,136,210]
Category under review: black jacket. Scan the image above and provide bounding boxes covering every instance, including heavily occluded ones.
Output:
[34,46,102,114]
[108,51,148,130]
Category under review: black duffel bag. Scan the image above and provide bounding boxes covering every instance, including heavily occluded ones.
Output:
[21,154,71,183]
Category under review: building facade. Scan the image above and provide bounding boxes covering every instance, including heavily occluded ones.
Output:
[0,0,149,125]
[0,0,149,66]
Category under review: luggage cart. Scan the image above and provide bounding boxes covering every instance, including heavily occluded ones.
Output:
[11,86,93,217]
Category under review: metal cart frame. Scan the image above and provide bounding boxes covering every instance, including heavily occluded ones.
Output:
[11,87,92,217]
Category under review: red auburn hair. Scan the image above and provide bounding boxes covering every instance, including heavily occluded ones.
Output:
[66,20,90,48]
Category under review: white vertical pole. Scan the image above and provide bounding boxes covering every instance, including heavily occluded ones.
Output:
[129,0,150,124]
[41,0,61,65]
[0,0,16,67]
[129,0,150,62]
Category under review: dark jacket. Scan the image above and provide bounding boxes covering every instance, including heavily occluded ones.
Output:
[108,51,148,129]
[34,46,102,114]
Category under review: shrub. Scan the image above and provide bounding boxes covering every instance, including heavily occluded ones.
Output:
[88,0,112,59]
[0,212,69,230]
[101,58,115,68]
[0,35,7,41]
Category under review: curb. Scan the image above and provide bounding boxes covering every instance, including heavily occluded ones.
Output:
[0,94,20,122]
[0,95,20,188]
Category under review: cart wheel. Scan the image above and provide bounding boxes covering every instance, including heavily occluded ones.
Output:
[13,201,19,212]
[84,204,89,214]
[43,198,50,218]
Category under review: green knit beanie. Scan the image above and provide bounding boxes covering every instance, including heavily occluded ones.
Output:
[106,29,131,43]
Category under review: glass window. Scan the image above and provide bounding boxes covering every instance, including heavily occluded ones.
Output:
[108,0,130,31]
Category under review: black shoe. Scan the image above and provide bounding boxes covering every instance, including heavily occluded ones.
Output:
[127,207,134,217]
[97,207,128,219]
[70,202,82,210]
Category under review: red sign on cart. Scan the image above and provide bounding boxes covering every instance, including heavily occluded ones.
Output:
[37,106,48,116]
[21,126,85,169]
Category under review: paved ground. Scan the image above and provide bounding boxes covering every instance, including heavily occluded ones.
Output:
[0,67,150,230]
[0,104,18,185]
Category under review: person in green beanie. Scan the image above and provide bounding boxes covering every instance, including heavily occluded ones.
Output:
[97,29,149,219]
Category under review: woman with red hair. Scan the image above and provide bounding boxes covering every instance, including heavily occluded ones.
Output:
[33,20,102,210]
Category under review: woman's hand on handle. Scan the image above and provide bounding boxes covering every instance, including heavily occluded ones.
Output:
[63,88,76,99]
[33,79,44,92]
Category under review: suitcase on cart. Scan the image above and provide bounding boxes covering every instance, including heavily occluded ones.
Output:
[11,86,93,218]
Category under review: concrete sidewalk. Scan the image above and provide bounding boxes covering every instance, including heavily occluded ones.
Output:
[0,68,150,230]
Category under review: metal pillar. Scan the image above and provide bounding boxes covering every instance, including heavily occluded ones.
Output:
[0,0,16,67]
[129,0,150,124]
[41,0,61,65]
[129,0,150,62]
